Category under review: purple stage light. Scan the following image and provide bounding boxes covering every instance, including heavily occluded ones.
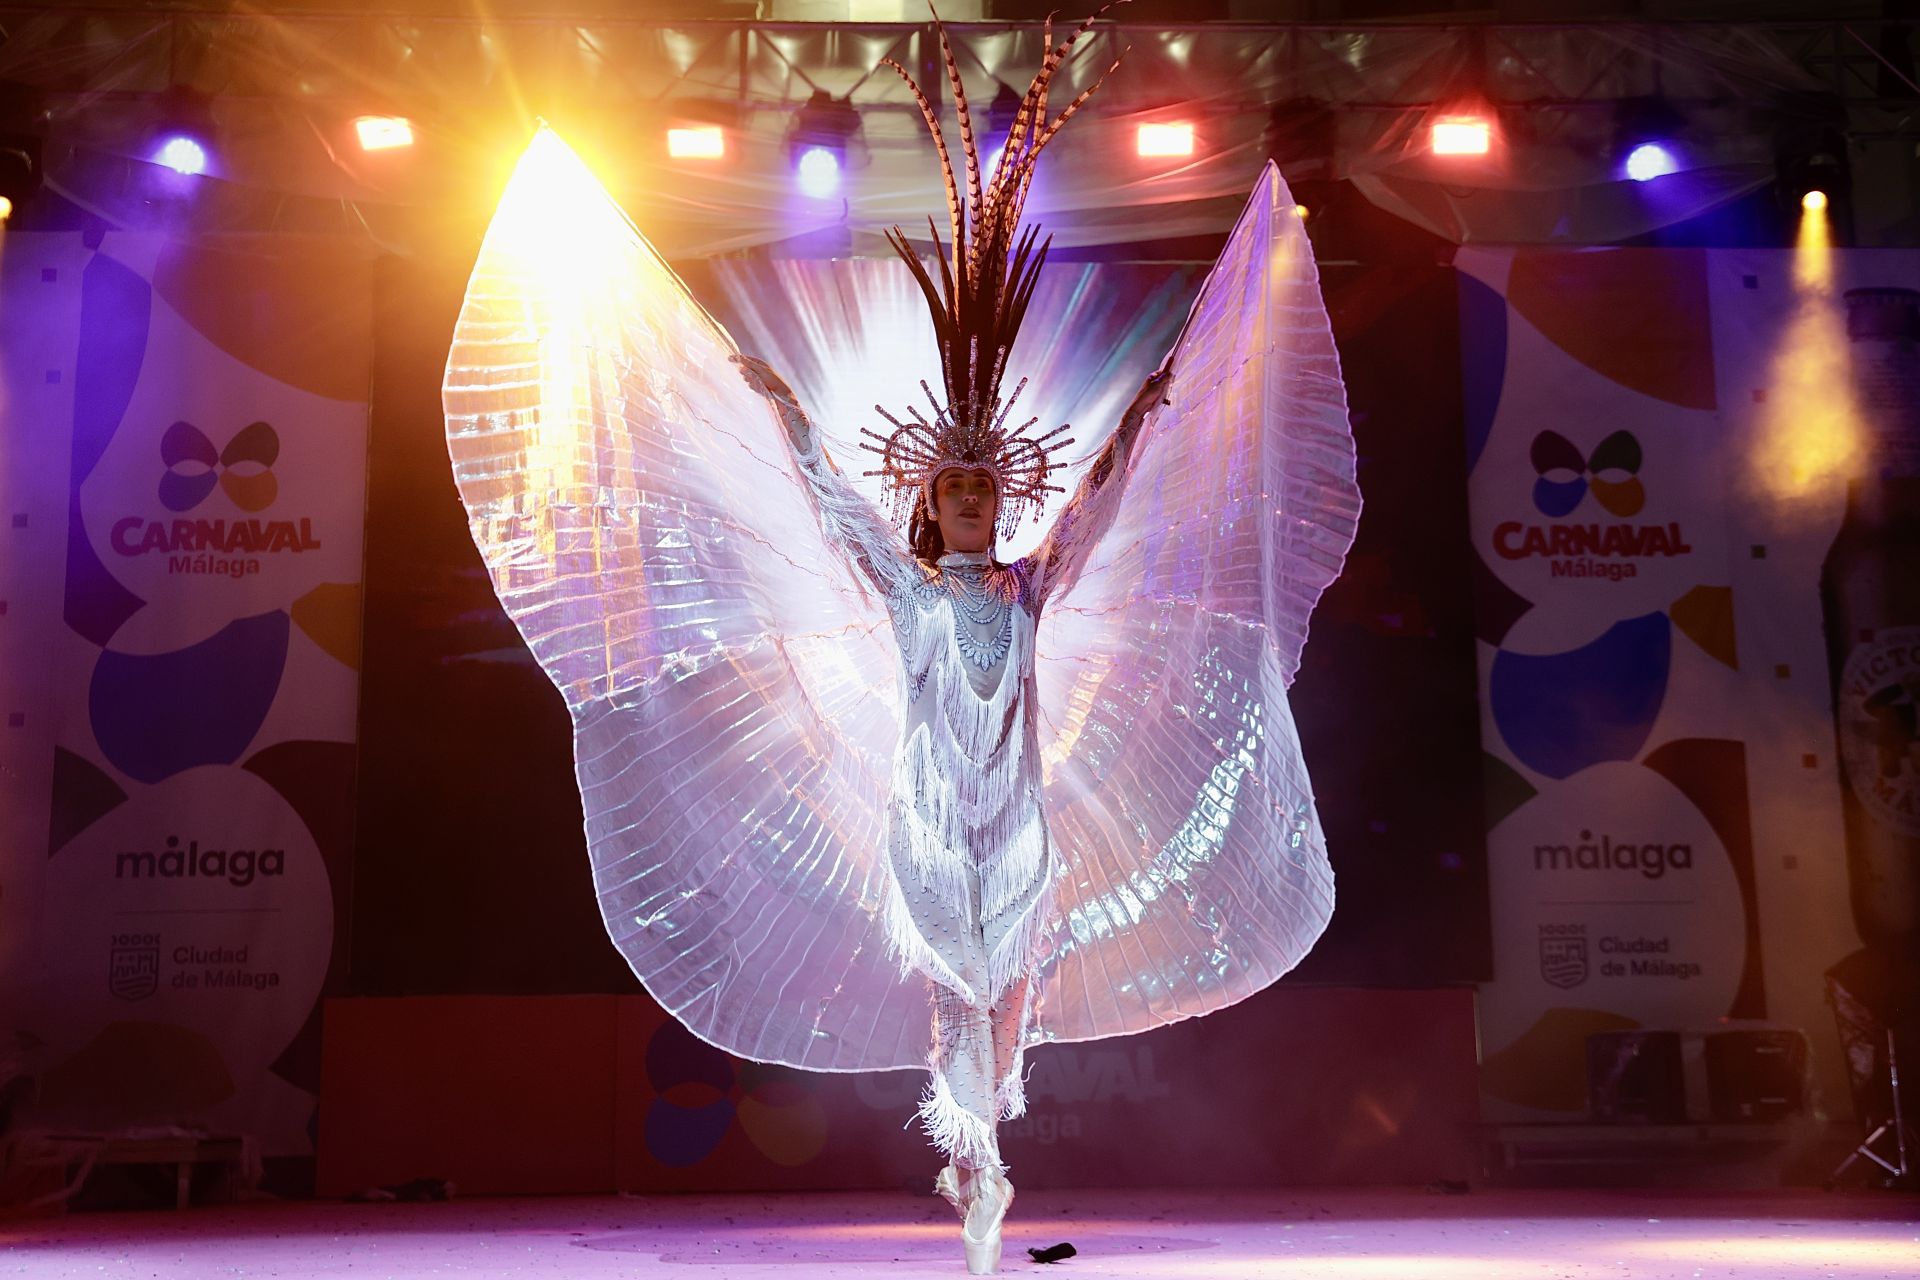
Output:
[156,135,208,176]
[795,146,840,198]
[1624,142,1678,182]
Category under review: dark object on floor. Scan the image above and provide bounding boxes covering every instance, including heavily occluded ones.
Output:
[1028,1241,1077,1263]
[1427,1178,1471,1194]
[345,1176,457,1203]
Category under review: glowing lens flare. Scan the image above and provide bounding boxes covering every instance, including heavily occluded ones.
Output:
[1431,118,1492,156]
[1136,123,1195,158]
[796,146,841,197]
[0,195,12,221]
[1624,142,1678,181]
[155,136,207,176]
[354,116,413,151]
[1802,189,1829,212]
[481,128,650,527]
[668,126,725,159]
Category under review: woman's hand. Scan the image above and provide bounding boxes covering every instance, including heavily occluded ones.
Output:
[730,354,809,449]
[732,354,796,404]
[1121,363,1173,431]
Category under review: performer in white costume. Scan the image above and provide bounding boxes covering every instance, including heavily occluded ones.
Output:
[734,348,1169,1263]
[443,10,1359,1273]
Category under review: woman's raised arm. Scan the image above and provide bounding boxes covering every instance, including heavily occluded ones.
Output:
[1022,365,1171,604]
[733,355,922,600]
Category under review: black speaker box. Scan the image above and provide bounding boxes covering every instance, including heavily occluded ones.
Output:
[1705,1029,1807,1122]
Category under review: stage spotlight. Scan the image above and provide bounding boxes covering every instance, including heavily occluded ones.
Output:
[149,85,216,178]
[1774,98,1850,238]
[1431,116,1492,156]
[155,135,208,176]
[1137,122,1194,158]
[354,115,413,151]
[1293,203,1309,219]
[0,195,12,221]
[668,126,725,159]
[1613,97,1685,183]
[796,146,841,197]
[787,89,859,199]
[1625,142,1679,182]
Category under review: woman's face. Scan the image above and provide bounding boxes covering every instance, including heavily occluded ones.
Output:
[931,467,997,553]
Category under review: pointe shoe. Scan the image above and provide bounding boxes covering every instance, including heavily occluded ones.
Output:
[959,1166,1013,1275]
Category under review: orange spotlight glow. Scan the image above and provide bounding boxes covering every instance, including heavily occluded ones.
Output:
[1794,192,1836,289]
[354,116,413,151]
[1431,117,1492,156]
[1292,203,1309,219]
[0,195,12,221]
[667,126,725,160]
[1137,123,1195,158]
[1749,188,1864,500]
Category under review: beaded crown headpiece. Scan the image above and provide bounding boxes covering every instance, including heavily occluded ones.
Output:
[861,6,1123,540]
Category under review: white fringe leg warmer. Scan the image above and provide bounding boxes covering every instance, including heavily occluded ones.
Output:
[921,979,1034,1170]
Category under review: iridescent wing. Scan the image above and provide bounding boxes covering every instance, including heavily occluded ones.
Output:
[1033,163,1362,1044]
[443,129,927,1072]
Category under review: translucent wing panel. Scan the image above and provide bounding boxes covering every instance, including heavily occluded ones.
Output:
[579,646,932,1070]
[1034,164,1360,1044]
[444,130,923,1071]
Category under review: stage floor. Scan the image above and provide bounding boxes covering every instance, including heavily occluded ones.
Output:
[3,1188,1916,1278]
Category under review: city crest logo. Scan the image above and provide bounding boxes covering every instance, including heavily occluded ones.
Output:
[160,419,279,513]
[1538,927,1589,989]
[108,935,160,1001]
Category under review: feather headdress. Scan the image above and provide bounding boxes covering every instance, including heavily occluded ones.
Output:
[860,5,1124,538]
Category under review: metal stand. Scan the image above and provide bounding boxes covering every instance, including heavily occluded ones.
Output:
[1829,1030,1915,1187]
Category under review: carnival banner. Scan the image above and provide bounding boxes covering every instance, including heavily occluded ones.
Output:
[0,232,370,1156]
[1461,246,1920,1144]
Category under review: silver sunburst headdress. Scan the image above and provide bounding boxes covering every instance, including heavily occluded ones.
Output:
[861,5,1124,540]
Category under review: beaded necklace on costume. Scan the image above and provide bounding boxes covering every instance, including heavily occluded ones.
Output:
[936,550,1014,672]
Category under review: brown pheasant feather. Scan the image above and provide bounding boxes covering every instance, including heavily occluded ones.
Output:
[866,3,1126,537]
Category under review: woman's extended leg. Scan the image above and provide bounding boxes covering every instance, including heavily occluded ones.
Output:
[988,977,1032,1122]
[927,985,1017,1274]
[926,984,1003,1171]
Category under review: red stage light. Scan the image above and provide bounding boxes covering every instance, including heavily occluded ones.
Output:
[668,126,725,160]
[1431,117,1492,156]
[1136,123,1194,158]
